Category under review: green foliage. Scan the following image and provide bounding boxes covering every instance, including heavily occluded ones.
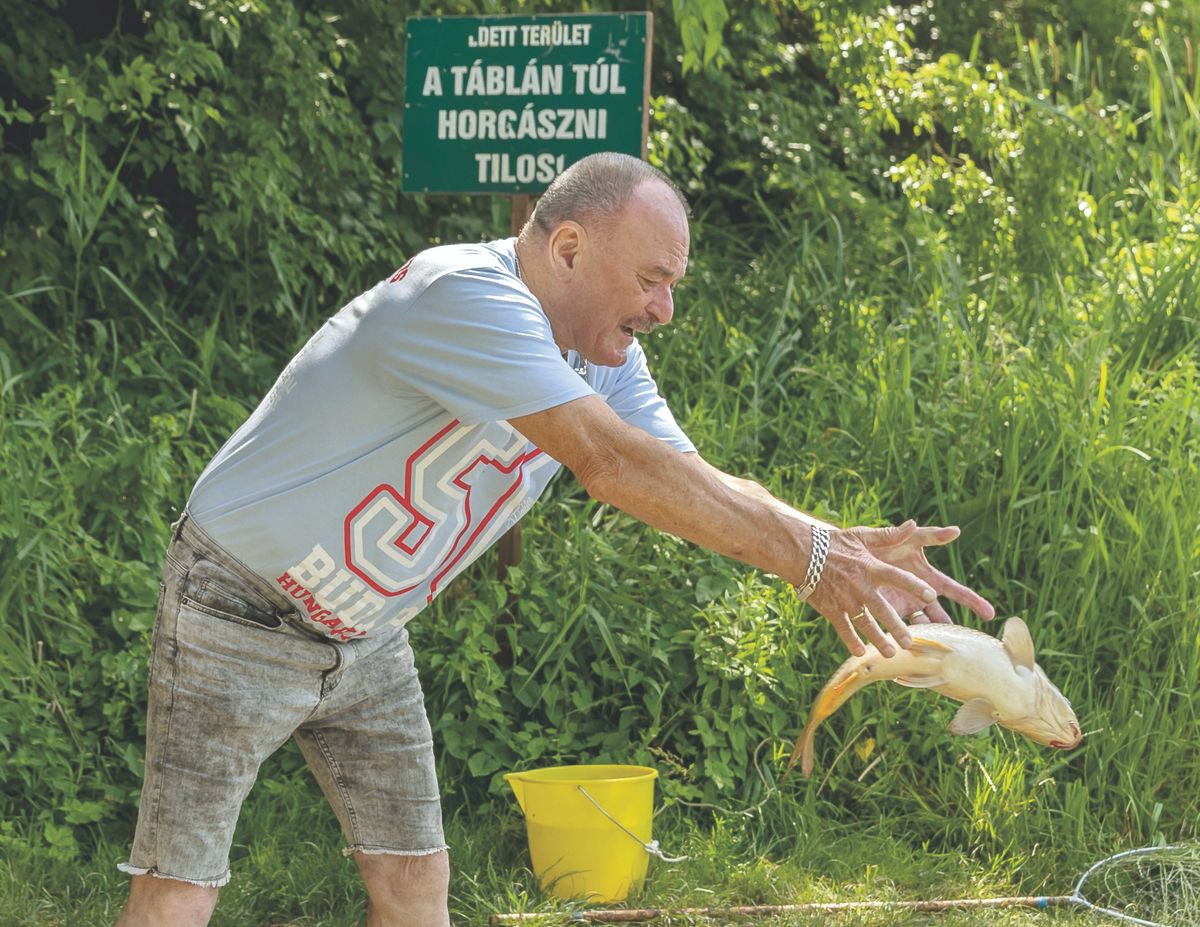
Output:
[1,0,1197,894]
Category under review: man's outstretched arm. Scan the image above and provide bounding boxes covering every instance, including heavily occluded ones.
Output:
[510,394,994,657]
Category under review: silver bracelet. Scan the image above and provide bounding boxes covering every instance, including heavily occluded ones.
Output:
[793,524,830,603]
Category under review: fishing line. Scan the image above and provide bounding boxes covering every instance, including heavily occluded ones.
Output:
[491,845,1200,925]
[663,736,784,820]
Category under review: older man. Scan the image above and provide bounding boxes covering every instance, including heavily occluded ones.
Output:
[117,152,993,927]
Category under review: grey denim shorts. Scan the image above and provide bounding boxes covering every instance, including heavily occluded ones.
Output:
[119,513,446,887]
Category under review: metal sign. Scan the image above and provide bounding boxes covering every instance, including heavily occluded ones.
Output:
[402,13,652,194]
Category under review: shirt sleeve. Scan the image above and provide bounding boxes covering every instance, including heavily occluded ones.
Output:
[365,263,594,424]
[601,341,695,454]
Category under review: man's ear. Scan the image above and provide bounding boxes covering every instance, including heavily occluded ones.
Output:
[548,221,586,277]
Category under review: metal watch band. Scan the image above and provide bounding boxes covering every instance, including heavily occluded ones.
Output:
[793,523,830,603]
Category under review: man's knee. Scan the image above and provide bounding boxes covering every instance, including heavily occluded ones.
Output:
[116,873,220,927]
[356,849,451,926]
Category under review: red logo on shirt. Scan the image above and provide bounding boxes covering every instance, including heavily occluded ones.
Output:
[388,258,413,283]
[343,420,542,603]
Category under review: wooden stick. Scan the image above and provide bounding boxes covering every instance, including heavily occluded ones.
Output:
[490,894,1081,923]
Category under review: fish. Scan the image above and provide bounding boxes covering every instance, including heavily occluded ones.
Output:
[785,616,1081,778]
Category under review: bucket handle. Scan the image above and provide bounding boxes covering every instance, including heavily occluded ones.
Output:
[576,786,688,863]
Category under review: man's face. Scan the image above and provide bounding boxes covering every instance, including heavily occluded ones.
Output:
[567,181,690,367]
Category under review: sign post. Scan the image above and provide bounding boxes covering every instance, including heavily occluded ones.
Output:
[495,192,536,582]
[403,12,653,582]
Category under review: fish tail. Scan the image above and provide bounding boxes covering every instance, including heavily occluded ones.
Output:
[800,734,816,777]
[784,666,864,780]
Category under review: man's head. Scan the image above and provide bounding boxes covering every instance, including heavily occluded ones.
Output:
[517,152,691,367]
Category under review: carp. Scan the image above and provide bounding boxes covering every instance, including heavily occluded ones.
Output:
[787,617,1081,778]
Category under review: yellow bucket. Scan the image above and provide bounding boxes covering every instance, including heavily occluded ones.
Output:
[504,764,658,902]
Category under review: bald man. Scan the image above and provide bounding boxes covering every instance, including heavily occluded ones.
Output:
[117,152,993,926]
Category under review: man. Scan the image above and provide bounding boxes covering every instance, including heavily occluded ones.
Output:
[116,152,994,926]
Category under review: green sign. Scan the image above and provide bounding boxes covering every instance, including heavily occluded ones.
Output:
[402,13,652,195]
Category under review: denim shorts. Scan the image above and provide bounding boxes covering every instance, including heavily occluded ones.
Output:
[119,513,446,887]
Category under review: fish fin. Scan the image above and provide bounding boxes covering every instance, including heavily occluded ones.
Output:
[1001,616,1036,670]
[813,668,861,715]
[949,697,1000,735]
[909,636,954,654]
[894,673,947,689]
[830,668,862,695]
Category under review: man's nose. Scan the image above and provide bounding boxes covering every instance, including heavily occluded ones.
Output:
[648,284,674,325]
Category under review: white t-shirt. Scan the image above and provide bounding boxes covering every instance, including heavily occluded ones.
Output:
[187,238,693,640]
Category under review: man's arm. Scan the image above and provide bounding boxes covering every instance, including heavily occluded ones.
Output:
[510,395,994,657]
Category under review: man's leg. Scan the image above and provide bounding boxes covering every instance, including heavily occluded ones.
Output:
[118,518,341,922]
[293,625,450,926]
[355,850,452,927]
[116,875,219,927]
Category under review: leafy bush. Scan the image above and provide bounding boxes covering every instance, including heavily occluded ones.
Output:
[1,0,1197,868]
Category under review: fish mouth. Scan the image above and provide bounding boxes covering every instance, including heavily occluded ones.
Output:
[1050,724,1083,750]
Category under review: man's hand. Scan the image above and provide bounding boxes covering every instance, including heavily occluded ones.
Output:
[807,520,996,658]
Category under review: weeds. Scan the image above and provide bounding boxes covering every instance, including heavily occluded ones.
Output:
[0,0,1197,923]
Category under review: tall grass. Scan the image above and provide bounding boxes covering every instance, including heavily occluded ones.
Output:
[620,11,1199,864]
[1,4,1197,924]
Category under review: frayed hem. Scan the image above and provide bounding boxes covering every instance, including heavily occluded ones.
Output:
[117,862,231,888]
[342,844,449,858]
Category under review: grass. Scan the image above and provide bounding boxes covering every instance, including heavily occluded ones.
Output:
[0,755,1111,926]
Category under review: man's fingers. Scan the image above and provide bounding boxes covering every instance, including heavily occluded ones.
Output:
[875,562,937,605]
[910,525,961,548]
[927,568,996,620]
[856,520,918,547]
[874,593,913,649]
[851,606,896,658]
[828,611,867,657]
[921,599,954,623]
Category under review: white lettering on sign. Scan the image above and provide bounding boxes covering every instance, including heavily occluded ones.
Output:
[438,107,607,141]
[465,21,593,48]
[474,152,566,184]
[571,62,626,95]
[422,66,443,97]
[520,22,592,47]
[467,24,520,48]
[449,61,565,97]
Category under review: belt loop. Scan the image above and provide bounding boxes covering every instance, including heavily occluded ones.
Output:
[171,511,188,543]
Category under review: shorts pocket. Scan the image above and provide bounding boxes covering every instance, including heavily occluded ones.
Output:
[180,561,284,631]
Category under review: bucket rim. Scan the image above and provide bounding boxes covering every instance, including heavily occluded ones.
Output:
[503,763,658,785]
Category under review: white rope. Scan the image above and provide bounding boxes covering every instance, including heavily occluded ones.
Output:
[576,786,689,863]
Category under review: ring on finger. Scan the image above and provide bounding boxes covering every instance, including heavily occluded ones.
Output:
[908,609,927,621]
